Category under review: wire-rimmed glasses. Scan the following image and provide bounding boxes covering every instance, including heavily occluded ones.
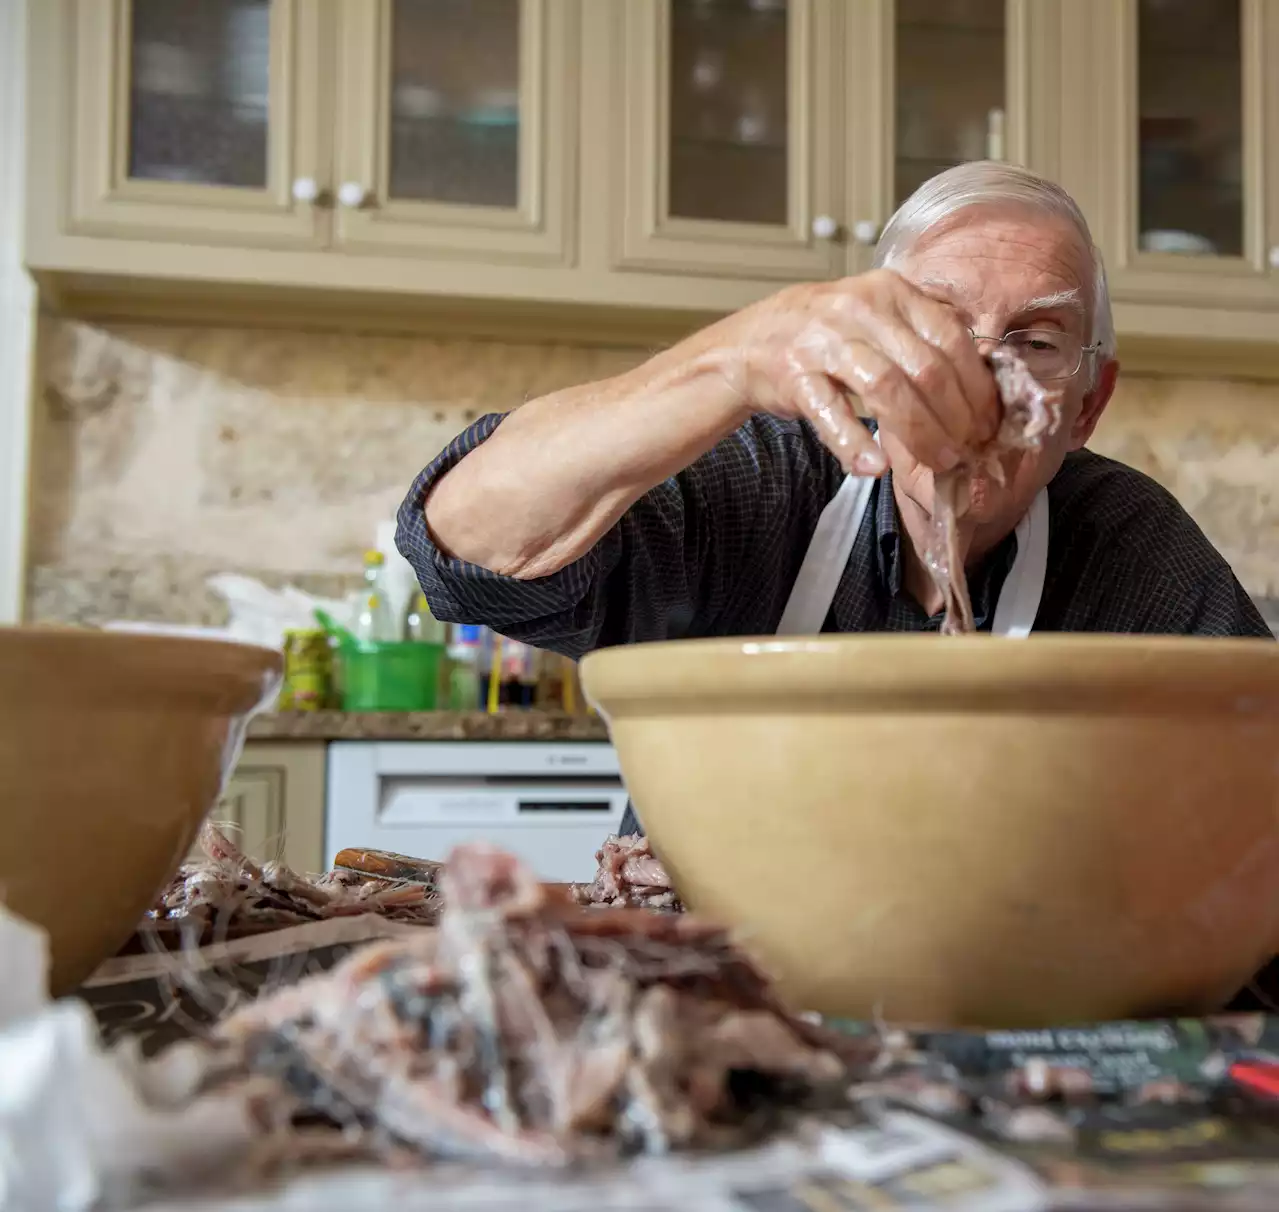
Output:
[967,328,1101,381]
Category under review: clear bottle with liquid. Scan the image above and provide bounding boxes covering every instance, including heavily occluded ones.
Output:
[352,550,398,642]
[402,589,446,645]
[445,623,486,710]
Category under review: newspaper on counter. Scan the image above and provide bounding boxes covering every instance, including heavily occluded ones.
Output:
[822,1015,1279,1210]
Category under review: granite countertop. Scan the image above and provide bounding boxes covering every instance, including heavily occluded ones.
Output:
[247,709,611,742]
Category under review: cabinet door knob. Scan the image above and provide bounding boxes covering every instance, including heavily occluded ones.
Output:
[291,177,320,204]
[1269,246,1279,269]
[338,181,369,209]
[811,214,839,240]
[852,220,880,247]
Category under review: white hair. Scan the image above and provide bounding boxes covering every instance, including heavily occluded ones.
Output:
[872,161,1117,376]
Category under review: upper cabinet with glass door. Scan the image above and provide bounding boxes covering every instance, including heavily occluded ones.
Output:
[845,0,1065,273]
[611,0,845,282]
[893,0,1010,203]
[331,0,578,265]
[56,0,328,248]
[1083,0,1277,336]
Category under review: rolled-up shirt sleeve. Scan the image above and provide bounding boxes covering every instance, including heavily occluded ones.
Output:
[395,411,832,661]
[394,412,600,651]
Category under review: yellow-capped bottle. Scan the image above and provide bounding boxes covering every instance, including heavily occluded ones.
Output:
[353,550,397,642]
[403,590,446,645]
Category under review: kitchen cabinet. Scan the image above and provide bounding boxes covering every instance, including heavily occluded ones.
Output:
[842,0,1067,275]
[26,0,1060,301]
[214,740,326,873]
[59,0,329,249]
[24,0,1277,376]
[332,0,577,266]
[1061,0,1278,363]
[41,0,576,263]
[28,0,580,296]
[609,0,1060,283]
[610,0,844,282]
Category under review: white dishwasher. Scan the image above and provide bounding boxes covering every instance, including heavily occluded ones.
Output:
[324,741,628,882]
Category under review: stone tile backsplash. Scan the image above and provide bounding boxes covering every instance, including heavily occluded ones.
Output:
[1085,373,1278,603]
[23,315,1278,625]
[26,317,640,625]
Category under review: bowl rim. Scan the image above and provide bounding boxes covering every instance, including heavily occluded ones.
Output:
[580,634,1278,715]
[0,625,282,713]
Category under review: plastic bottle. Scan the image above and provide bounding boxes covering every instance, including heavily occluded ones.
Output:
[445,624,485,710]
[352,550,397,642]
[403,589,446,645]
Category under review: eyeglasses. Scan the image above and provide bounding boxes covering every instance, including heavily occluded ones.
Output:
[967,328,1101,381]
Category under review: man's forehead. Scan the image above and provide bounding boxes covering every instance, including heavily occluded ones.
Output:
[894,209,1089,306]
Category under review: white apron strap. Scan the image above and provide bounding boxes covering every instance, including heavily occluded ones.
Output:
[991,486,1049,638]
[776,473,876,636]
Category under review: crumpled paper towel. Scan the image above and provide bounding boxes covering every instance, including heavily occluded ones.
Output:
[208,574,352,652]
[0,905,254,1212]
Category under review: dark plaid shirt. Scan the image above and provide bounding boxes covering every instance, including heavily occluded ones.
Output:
[397,411,1270,657]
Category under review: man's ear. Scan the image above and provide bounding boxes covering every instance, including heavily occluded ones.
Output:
[1069,359,1118,450]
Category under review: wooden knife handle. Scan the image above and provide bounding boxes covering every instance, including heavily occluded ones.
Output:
[332,847,444,885]
[332,848,580,908]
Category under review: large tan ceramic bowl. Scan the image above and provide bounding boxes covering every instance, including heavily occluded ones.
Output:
[581,635,1278,1027]
[0,626,281,993]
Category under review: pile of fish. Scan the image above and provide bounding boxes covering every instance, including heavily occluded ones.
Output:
[200,843,854,1165]
[927,347,1058,634]
[572,833,682,911]
[144,823,441,946]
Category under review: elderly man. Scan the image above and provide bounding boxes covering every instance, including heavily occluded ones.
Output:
[398,162,1268,661]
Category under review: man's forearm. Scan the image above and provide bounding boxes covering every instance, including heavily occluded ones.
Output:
[424,345,748,579]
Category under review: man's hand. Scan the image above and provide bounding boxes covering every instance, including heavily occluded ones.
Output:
[693,269,1000,476]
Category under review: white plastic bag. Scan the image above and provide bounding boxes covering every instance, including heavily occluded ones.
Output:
[208,574,351,651]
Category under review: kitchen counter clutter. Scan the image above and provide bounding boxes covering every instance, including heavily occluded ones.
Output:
[247,707,610,743]
[43,840,1280,1210]
[2,621,1276,1208]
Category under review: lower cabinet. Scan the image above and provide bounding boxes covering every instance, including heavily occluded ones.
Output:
[213,741,327,874]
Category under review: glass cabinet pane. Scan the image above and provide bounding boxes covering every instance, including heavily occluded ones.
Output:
[389,0,521,209]
[895,0,1005,206]
[1136,0,1243,257]
[128,0,271,188]
[668,0,789,226]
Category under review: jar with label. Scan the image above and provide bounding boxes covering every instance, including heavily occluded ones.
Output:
[278,628,334,711]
